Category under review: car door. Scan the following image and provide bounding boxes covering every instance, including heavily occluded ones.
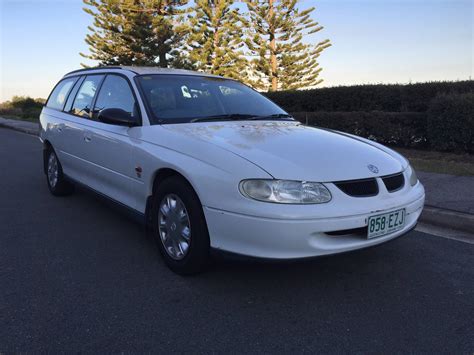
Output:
[42,75,80,167]
[77,74,142,209]
[60,74,105,182]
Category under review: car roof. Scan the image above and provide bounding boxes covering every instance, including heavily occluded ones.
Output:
[63,66,225,79]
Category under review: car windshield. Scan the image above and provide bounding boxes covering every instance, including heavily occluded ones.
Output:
[136,74,291,124]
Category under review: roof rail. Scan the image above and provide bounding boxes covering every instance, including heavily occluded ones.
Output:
[64,66,137,76]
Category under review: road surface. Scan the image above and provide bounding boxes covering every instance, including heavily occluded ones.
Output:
[1,128,473,353]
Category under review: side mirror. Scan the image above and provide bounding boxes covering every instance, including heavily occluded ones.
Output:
[98,108,138,127]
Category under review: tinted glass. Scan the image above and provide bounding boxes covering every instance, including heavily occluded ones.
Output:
[70,75,104,117]
[137,75,287,124]
[94,75,137,120]
[46,77,78,110]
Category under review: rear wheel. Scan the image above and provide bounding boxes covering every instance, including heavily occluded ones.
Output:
[151,176,210,275]
[45,147,74,196]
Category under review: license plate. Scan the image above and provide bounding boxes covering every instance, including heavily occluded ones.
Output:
[367,209,405,239]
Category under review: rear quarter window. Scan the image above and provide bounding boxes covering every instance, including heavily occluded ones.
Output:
[46,77,78,110]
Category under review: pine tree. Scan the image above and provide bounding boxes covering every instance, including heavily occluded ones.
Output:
[186,0,249,79]
[81,0,189,68]
[245,0,331,91]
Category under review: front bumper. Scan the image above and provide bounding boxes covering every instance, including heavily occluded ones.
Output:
[204,190,425,259]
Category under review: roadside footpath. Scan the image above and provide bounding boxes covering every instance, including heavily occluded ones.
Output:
[1,116,473,236]
[418,172,474,234]
[0,117,39,135]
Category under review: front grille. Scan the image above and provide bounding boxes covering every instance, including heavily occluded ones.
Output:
[334,178,379,197]
[382,173,405,192]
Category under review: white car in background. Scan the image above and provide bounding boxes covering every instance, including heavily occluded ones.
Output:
[40,66,425,274]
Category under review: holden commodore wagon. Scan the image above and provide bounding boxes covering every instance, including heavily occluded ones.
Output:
[40,66,425,274]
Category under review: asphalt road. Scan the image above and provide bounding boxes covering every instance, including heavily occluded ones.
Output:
[1,127,473,353]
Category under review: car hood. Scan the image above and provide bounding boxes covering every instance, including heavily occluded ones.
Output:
[160,121,406,182]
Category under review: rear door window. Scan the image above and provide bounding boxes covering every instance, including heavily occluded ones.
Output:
[46,77,78,110]
[64,76,85,112]
[93,75,138,122]
[69,75,104,118]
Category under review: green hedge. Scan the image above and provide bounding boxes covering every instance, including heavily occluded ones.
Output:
[427,93,474,153]
[266,81,474,113]
[292,111,428,148]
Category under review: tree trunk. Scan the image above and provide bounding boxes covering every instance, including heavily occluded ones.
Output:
[158,8,169,69]
[211,1,220,72]
[269,0,277,91]
[159,52,168,68]
[213,27,219,49]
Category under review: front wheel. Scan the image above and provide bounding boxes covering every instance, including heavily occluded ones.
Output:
[45,147,74,196]
[151,176,210,275]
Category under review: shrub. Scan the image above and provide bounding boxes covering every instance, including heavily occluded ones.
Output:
[291,111,428,148]
[266,81,474,113]
[427,93,474,153]
[0,96,44,120]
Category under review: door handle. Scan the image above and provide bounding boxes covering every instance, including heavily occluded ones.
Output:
[84,132,92,142]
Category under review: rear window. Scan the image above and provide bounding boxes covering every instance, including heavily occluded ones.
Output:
[46,77,78,110]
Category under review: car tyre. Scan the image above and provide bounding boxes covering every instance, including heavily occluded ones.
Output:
[45,147,74,196]
[151,176,210,275]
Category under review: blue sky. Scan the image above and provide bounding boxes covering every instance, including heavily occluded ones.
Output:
[0,0,472,101]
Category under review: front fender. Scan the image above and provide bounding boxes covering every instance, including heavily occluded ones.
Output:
[132,129,272,214]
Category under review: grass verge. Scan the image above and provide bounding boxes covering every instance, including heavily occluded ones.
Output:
[392,147,474,176]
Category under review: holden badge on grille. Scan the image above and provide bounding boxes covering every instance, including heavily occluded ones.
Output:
[367,164,379,174]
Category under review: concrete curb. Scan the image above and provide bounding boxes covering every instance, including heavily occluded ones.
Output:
[1,116,473,238]
[0,117,39,136]
[420,206,474,236]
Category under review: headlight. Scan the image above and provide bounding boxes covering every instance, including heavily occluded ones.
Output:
[407,165,418,186]
[239,179,332,204]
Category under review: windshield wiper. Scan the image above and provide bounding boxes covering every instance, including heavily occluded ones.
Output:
[191,113,294,123]
[191,114,256,123]
[247,113,294,121]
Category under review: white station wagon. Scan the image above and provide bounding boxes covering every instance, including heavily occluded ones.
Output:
[40,66,425,274]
